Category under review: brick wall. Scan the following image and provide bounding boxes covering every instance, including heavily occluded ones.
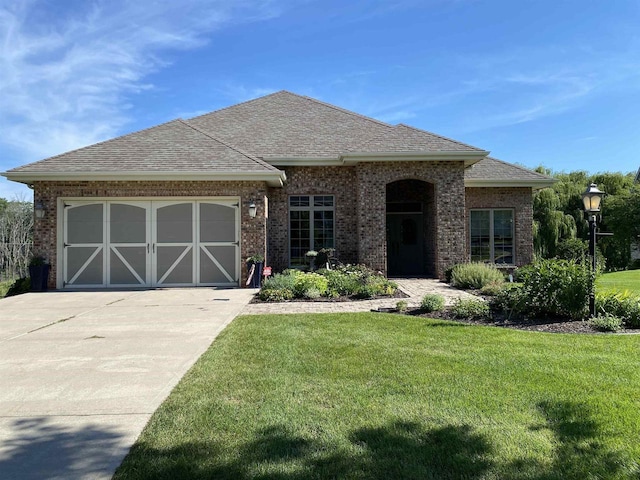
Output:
[33,180,269,289]
[356,161,467,279]
[267,166,358,271]
[465,187,534,266]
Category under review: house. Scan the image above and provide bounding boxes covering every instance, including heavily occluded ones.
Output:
[3,91,553,289]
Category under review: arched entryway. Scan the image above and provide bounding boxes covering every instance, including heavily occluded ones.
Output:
[386,179,436,276]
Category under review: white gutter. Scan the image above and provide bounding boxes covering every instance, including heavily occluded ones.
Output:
[2,170,287,187]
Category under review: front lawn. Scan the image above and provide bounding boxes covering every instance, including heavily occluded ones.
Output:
[115,313,640,480]
[598,269,640,295]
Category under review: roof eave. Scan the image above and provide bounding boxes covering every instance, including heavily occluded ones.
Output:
[342,150,489,166]
[2,170,287,188]
[465,178,557,189]
[265,151,490,167]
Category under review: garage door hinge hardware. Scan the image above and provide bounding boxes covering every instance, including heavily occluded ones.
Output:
[64,203,70,208]
[232,203,239,208]
[64,243,69,248]
[233,241,239,246]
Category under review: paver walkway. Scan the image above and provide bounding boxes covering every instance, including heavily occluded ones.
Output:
[241,278,480,315]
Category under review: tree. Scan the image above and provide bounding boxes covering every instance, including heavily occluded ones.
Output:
[0,198,33,280]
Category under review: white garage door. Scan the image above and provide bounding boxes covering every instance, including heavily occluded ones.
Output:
[62,199,240,288]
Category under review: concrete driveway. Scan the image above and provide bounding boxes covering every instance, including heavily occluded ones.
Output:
[0,288,255,480]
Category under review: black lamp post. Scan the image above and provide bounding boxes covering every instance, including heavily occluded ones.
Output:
[581,183,604,317]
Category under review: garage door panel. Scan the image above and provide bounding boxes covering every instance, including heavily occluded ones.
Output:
[200,203,236,242]
[200,245,236,284]
[158,246,193,285]
[68,247,104,285]
[110,247,146,285]
[109,204,147,244]
[157,203,193,243]
[67,204,104,244]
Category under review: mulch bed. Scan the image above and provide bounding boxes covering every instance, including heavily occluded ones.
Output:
[396,307,640,335]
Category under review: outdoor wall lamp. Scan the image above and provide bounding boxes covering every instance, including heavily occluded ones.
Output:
[248,200,257,218]
[581,183,605,317]
[34,201,45,220]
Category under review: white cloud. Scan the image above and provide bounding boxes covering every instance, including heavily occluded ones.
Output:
[0,0,285,171]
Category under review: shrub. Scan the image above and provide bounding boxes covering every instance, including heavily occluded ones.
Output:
[450,263,504,290]
[516,259,592,320]
[320,265,397,298]
[396,300,408,313]
[480,282,504,296]
[589,315,623,332]
[293,272,328,297]
[449,298,491,320]
[556,238,605,272]
[304,287,321,300]
[6,277,30,297]
[595,291,640,328]
[258,288,294,302]
[259,271,298,301]
[490,283,526,317]
[320,269,361,297]
[420,294,445,313]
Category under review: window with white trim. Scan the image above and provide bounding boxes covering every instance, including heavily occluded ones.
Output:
[289,195,334,266]
[470,209,514,264]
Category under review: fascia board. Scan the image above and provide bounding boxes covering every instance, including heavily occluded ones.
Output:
[464,178,557,189]
[341,151,490,166]
[2,170,286,187]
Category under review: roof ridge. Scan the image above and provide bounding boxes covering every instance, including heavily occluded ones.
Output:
[188,90,286,121]
[11,119,183,171]
[481,156,553,179]
[179,119,279,172]
[396,123,485,152]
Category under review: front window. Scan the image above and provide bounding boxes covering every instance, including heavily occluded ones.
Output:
[289,195,334,266]
[470,209,514,264]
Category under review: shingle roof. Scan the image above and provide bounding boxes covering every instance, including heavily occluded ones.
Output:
[465,157,553,183]
[9,119,279,174]
[5,90,553,187]
[189,91,485,157]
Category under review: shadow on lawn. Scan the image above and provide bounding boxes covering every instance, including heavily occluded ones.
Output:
[114,421,493,480]
[508,400,636,479]
[114,401,637,480]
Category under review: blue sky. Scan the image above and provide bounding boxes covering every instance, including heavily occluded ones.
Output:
[1,0,639,199]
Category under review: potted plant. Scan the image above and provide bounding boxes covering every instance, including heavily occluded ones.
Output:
[29,255,50,292]
[305,250,318,271]
[246,254,265,288]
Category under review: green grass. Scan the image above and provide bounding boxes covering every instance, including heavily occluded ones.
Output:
[114,313,640,480]
[597,270,640,295]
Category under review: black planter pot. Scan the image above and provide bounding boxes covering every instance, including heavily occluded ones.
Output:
[29,264,50,292]
[247,262,264,288]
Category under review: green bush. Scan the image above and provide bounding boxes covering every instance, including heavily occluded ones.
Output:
[420,294,445,313]
[258,288,294,302]
[259,271,298,301]
[595,291,640,328]
[480,282,505,296]
[449,298,491,320]
[450,263,504,290]
[293,272,328,297]
[320,269,361,296]
[516,259,592,320]
[396,300,408,313]
[490,283,525,317]
[589,315,623,332]
[6,277,30,297]
[303,287,321,300]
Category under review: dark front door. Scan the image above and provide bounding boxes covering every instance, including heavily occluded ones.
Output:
[386,213,424,276]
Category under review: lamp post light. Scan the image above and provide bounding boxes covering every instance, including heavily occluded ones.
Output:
[581,183,604,317]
